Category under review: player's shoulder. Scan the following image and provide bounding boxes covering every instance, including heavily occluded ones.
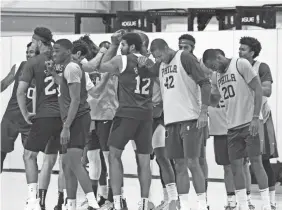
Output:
[66,61,81,70]
[180,50,199,62]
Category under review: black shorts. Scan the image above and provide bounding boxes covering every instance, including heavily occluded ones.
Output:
[64,113,91,152]
[108,117,153,154]
[1,117,30,153]
[86,120,112,151]
[153,113,164,134]
[24,117,62,154]
[227,125,261,161]
[213,135,230,166]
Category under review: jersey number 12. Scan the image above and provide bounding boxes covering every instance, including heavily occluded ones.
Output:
[134,76,151,95]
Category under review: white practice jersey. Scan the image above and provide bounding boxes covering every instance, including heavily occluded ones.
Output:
[212,58,257,129]
[159,50,201,125]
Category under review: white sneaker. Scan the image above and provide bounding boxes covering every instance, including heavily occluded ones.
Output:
[24,199,41,210]
[262,205,271,210]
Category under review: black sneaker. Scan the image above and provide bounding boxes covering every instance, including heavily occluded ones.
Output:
[88,207,99,210]
[40,205,46,210]
[99,196,108,206]
[54,205,62,210]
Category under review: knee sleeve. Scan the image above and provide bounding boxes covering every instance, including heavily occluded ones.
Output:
[87,150,101,180]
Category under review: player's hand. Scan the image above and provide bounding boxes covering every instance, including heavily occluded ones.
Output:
[137,56,149,67]
[45,60,55,74]
[249,117,259,136]
[197,110,208,128]
[60,127,70,146]
[111,29,126,45]
[99,47,108,54]
[23,112,36,124]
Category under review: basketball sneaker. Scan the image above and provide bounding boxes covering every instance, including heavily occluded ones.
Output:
[99,196,110,206]
[248,203,255,210]
[224,204,237,210]
[154,201,169,210]
[24,198,41,210]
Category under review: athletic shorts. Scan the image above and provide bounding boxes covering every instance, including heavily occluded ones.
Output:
[24,117,62,154]
[86,120,112,151]
[213,135,230,165]
[63,113,91,152]
[1,117,31,153]
[108,117,153,154]
[261,114,279,160]
[152,114,165,149]
[227,125,261,161]
[165,120,208,159]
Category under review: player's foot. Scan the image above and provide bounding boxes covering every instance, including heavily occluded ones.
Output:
[168,200,180,210]
[25,198,41,210]
[271,204,276,210]
[80,199,89,209]
[88,207,99,210]
[224,204,237,210]
[98,196,110,206]
[154,201,169,210]
[40,205,46,210]
[248,204,255,210]
[148,201,155,210]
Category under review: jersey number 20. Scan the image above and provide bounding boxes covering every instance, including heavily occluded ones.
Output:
[134,76,151,95]
[222,85,235,99]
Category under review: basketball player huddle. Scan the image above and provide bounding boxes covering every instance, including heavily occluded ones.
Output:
[0,27,279,210]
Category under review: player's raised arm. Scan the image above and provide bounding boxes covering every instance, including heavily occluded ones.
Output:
[17,60,35,124]
[1,64,17,92]
[180,51,211,127]
[258,62,272,97]
[82,47,107,73]
[137,56,160,78]
[99,55,123,74]
[237,58,263,135]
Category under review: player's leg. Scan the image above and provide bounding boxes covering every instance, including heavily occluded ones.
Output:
[23,117,62,210]
[38,137,59,210]
[245,126,271,209]
[96,120,113,204]
[213,135,236,209]
[262,113,278,209]
[153,124,178,210]
[228,127,252,210]
[0,118,20,172]
[181,121,207,210]
[108,117,138,210]
[87,128,102,197]
[54,155,67,210]
[165,124,190,209]
[199,126,209,193]
[134,119,154,210]
[64,113,99,210]
[243,159,255,209]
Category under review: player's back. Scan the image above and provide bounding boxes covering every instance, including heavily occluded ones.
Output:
[26,52,60,118]
[116,53,153,120]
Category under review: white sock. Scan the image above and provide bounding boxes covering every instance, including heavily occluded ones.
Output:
[269,190,275,205]
[27,183,37,199]
[86,192,99,208]
[166,183,178,201]
[121,187,124,198]
[63,189,67,203]
[260,188,271,208]
[179,194,190,209]
[197,193,207,209]
[113,195,122,210]
[99,185,108,199]
[247,192,252,204]
[67,199,76,210]
[235,189,248,210]
[163,188,168,201]
[139,198,149,210]
[227,194,236,207]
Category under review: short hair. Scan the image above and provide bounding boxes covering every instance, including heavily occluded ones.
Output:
[54,39,73,51]
[34,27,54,45]
[79,34,99,59]
[150,39,168,52]
[122,32,143,52]
[202,49,219,63]
[72,40,88,56]
[179,34,196,44]
[214,48,225,56]
[99,41,111,48]
[240,36,262,58]
[133,30,149,49]
[27,42,32,48]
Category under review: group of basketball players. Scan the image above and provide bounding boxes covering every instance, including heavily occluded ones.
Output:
[0,26,279,210]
